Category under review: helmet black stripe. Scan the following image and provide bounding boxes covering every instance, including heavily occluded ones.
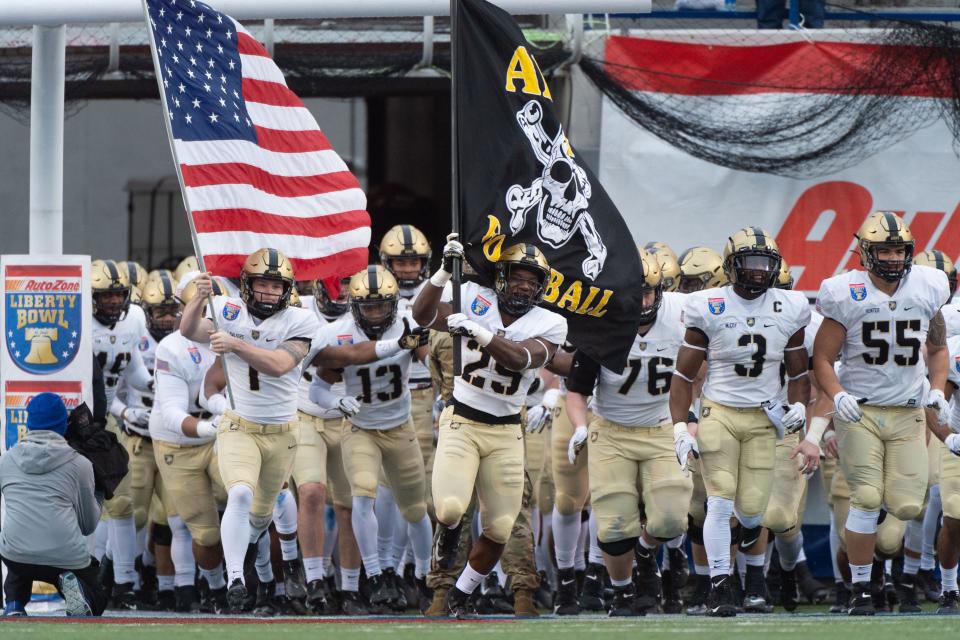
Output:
[125,263,137,284]
[367,265,379,295]
[751,226,766,248]
[524,244,536,263]
[160,272,173,297]
[883,212,901,240]
[935,251,945,272]
[400,225,413,250]
[105,260,120,283]
[267,248,279,272]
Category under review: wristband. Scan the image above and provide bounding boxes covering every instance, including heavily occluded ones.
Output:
[542,388,561,410]
[474,325,494,347]
[430,269,452,288]
[204,393,228,416]
[195,420,218,438]
[375,340,403,359]
[804,415,830,446]
[673,421,689,440]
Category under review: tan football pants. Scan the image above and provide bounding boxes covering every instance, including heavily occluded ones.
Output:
[154,439,227,546]
[292,412,352,507]
[551,402,590,516]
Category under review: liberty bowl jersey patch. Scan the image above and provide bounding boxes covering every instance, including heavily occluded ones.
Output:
[708,298,725,315]
[223,302,241,321]
[471,294,492,316]
[849,283,867,301]
[337,334,354,346]
[187,345,202,364]
[955,354,960,374]
[139,336,150,352]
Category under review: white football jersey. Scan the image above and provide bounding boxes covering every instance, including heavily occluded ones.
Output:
[299,308,347,421]
[943,301,960,338]
[441,282,568,417]
[211,296,320,424]
[316,312,418,430]
[684,286,810,408]
[773,307,822,405]
[92,305,151,408]
[568,291,684,426]
[816,266,950,407]
[149,331,217,445]
[399,280,432,387]
[127,332,159,410]
[946,334,960,433]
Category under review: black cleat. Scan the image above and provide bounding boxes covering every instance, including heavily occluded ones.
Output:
[174,585,200,613]
[780,568,799,612]
[137,563,158,607]
[155,589,176,611]
[608,583,644,617]
[634,545,662,613]
[282,559,308,603]
[306,579,329,614]
[898,576,922,613]
[368,572,400,608]
[706,576,737,617]
[476,573,513,614]
[431,520,463,571]
[685,574,711,615]
[743,565,773,613]
[796,560,828,604]
[252,581,278,617]
[937,590,960,614]
[97,555,115,596]
[111,582,138,610]
[553,567,581,615]
[323,576,343,615]
[340,590,369,616]
[917,568,941,603]
[414,576,433,615]
[847,584,876,616]
[227,578,249,613]
[444,586,477,619]
[382,568,406,612]
[830,582,850,614]
[201,586,228,614]
[581,562,606,611]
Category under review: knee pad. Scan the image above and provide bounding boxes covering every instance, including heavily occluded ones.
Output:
[645,512,687,543]
[483,515,515,545]
[845,506,880,535]
[738,525,764,553]
[734,508,763,531]
[762,506,796,535]
[887,502,923,522]
[249,513,273,535]
[228,484,254,510]
[851,485,882,512]
[151,523,173,546]
[687,517,704,545]
[435,497,467,529]
[597,536,638,557]
[193,525,221,548]
[106,495,133,519]
[554,493,583,517]
[400,501,427,524]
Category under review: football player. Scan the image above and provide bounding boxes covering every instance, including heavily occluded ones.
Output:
[677,247,727,295]
[565,250,691,616]
[813,211,951,615]
[670,228,811,617]
[412,237,567,618]
[915,250,960,336]
[308,266,433,611]
[91,259,154,608]
[292,275,360,614]
[934,332,960,613]
[644,242,681,293]
[174,256,199,284]
[149,273,230,613]
[179,249,320,611]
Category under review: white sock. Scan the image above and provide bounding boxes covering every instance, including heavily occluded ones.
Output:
[351,496,381,577]
[279,538,298,562]
[704,496,734,578]
[923,485,942,570]
[695,564,709,576]
[390,514,410,573]
[142,545,155,567]
[221,485,254,585]
[575,518,588,571]
[776,534,803,571]
[829,512,842,582]
[455,563,487,595]
[375,485,400,570]
[158,575,175,591]
[408,514,433,579]
[638,536,657,551]
[169,516,197,587]
[320,557,335,578]
[552,507,581,570]
[610,575,632,587]
[588,509,604,565]
[341,567,361,592]
[941,565,958,593]
[109,516,139,584]
[255,531,274,583]
[744,552,764,568]
[850,562,872,584]
[95,519,110,559]
[304,557,324,583]
[667,534,685,549]
[199,563,226,590]
[137,526,149,563]
[273,488,298,534]
[903,555,920,576]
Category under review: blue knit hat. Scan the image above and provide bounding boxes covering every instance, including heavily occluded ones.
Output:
[26,392,68,436]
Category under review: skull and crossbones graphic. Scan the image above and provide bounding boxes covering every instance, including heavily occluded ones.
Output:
[506,100,608,280]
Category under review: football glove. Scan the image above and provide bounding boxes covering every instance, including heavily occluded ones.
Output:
[567,425,589,465]
[397,317,429,350]
[337,396,361,419]
[673,422,699,476]
[782,401,807,434]
[446,313,494,346]
[927,388,950,426]
[833,391,863,423]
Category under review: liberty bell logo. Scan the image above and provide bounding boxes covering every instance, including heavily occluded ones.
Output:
[24,328,59,365]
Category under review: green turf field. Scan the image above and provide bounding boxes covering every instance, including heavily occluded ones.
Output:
[0,607,954,640]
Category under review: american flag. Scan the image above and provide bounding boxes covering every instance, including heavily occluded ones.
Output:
[144,0,370,281]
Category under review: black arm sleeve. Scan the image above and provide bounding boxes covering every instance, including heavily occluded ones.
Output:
[92,353,107,426]
[565,350,601,396]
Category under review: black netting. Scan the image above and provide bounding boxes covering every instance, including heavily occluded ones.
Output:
[579,5,960,178]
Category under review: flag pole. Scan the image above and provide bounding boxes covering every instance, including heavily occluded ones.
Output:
[140,0,236,408]
[450,0,462,376]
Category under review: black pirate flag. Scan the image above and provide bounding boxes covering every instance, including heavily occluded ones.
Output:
[454,0,643,371]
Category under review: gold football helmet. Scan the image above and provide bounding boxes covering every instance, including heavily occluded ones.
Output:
[148,269,177,285]
[178,275,227,306]
[289,287,302,308]
[240,248,295,318]
[141,271,181,341]
[496,243,551,316]
[349,265,400,338]
[379,224,432,289]
[174,256,200,283]
[646,248,681,292]
[678,247,726,293]
[315,276,352,319]
[295,279,317,297]
[638,249,664,324]
[119,261,148,291]
[643,241,679,265]
[914,249,957,295]
[722,227,781,294]
[856,212,914,283]
[91,259,131,325]
[775,259,794,290]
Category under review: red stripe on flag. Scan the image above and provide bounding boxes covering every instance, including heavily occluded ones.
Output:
[181,163,360,197]
[204,248,369,281]
[242,78,303,108]
[192,208,371,238]
[237,32,269,57]
[254,126,333,153]
[5,265,81,277]
[604,36,952,97]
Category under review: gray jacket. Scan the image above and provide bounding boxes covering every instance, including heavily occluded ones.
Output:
[0,430,102,569]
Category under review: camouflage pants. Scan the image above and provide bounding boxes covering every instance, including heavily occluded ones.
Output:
[427,471,539,593]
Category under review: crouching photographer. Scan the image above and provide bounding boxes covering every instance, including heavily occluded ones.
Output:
[0,393,110,617]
